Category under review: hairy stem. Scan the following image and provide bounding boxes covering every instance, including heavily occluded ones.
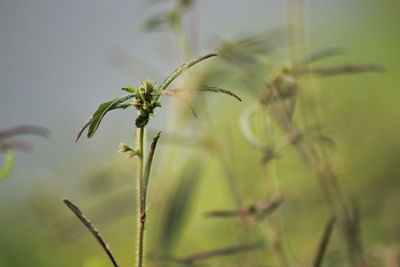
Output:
[136,126,145,267]
[136,128,162,267]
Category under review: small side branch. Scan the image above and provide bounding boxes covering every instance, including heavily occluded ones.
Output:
[142,131,162,211]
[294,64,384,76]
[159,53,218,91]
[63,199,120,267]
[178,242,264,264]
[204,199,283,221]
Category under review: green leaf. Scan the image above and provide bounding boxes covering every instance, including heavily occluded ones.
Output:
[76,101,133,142]
[0,150,14,181]
[158,53,218,91]
[88,94,137,138]
[74,94,136,142]
[169,86,241,102]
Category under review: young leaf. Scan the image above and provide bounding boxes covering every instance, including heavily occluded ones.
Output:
[158,53,218,91]
[135,115,149,128]
[121,87,136,93]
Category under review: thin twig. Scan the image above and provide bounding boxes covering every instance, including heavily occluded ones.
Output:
[63,199,120,267]
[313,217,335,267]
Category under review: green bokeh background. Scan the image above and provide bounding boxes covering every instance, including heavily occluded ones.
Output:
[0,0,399,266]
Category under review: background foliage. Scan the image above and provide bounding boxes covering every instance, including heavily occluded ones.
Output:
[0,0,399,266]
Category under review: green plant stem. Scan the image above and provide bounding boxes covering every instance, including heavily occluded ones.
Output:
[136,126,145,267]
[136,128,161,267]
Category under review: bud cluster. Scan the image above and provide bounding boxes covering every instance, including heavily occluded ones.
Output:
[133,80,162,128]
[118,143,139,158]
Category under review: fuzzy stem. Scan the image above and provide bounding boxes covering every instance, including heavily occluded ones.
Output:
[136,129,162,267]
[136,126,145,267]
